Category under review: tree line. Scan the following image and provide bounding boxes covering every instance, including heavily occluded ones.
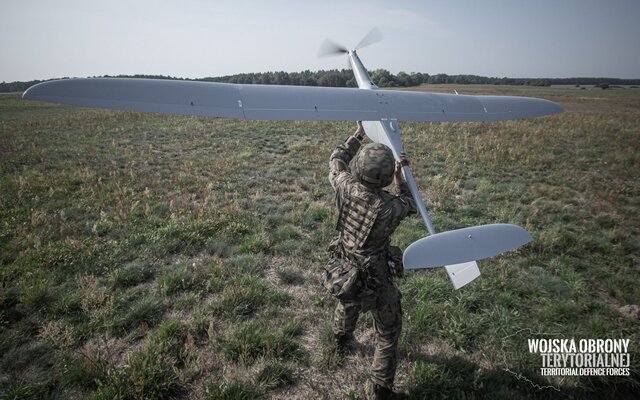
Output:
[2,70,639,92]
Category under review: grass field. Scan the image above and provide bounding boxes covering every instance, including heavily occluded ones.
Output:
[0,84,639,399]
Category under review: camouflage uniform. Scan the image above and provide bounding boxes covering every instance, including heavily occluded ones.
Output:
[328,135,416,390]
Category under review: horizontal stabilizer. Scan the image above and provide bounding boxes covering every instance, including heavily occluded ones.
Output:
[403,224,533,269]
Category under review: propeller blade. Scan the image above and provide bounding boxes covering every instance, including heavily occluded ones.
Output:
[356,27,383,50]
[318,39,348,57]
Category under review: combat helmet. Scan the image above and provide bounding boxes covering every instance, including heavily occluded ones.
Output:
[354,143,395,188]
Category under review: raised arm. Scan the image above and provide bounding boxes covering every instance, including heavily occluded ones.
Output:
[329,121,366,190]
[391,153,417,216]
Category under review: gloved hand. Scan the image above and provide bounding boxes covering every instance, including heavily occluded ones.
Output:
[388,245,404,278]
[354,121,366,141]
[388,259,404,278]
[394,152,409,182]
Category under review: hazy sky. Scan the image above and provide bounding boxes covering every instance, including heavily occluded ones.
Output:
[2,0,639,82]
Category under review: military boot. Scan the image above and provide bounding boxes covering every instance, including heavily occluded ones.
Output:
[371,383,406,400]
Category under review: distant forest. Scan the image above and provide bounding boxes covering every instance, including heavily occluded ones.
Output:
[2,69,639,92]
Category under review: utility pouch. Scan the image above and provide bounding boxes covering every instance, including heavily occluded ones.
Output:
[321,258,363,302]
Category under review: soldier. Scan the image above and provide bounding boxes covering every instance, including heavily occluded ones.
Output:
[327,121,417,400]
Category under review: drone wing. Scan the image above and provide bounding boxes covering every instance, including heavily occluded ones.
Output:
[382,90,563,122]
[22,78,380,120]
[23,78,562,122]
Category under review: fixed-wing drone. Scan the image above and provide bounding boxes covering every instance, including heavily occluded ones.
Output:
[23,29,563,289]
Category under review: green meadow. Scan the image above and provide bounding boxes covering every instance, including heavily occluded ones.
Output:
[0,84,638,399]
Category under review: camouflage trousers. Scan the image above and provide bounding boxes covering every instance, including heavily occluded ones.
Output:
[333,278,402,389]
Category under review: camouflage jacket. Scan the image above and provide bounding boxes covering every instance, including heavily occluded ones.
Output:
[329,135,417,266]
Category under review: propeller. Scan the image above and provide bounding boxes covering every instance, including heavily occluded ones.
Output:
[317,39,348,57]
[356,27,383,50]
[318,27,383,57]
